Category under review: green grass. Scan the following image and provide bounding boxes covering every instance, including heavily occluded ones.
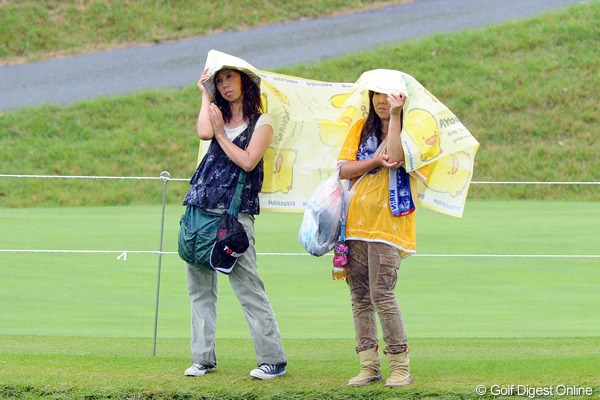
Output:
[1,201,599,398]
[0,0,407,63]
[1,337,599,399]
[1,201,599,339]
[1,2,599,207]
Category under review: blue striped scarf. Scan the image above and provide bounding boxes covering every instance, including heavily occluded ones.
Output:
[357,132,414,217]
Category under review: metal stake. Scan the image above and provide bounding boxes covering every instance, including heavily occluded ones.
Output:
[153,171,170,356]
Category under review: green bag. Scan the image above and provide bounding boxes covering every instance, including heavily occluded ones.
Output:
[178,171,246,271]
[178,207,222,269]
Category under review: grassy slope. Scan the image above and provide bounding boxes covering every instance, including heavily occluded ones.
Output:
[1,2,599,207]
[0,0,405,63]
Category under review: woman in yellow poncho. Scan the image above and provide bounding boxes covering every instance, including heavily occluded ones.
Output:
[337,89,420,388]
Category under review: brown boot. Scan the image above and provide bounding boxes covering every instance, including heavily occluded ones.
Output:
[347,347,382,386]
[385,351,413,387]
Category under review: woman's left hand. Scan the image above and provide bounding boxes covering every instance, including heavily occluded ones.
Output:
[388,92,406,116]
[208,104,225,137]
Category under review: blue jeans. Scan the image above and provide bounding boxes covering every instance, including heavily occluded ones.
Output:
[186,212,287,367]
[346,240,408,355]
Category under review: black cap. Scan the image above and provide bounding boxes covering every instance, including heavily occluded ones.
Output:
[210,213,249,274]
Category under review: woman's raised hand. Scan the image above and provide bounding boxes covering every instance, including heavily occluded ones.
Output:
[388,92,406,116]
[197,67,211,95]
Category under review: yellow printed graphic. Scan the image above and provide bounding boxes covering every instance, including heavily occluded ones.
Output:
[316,106,357,147]
[405,108,442,162]
[330,92,352,108]
[424,151,472,197]
[262,80,290,105]
[262,147,297,194]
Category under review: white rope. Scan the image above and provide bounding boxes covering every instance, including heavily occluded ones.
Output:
[1,175,597,261]
[0,173,188,182]
[471,181,600,185]
[1,174,598,185]
[0,249,163,254]
[0,249,598,259]
[411,254,600,258]
[0,173,160,180]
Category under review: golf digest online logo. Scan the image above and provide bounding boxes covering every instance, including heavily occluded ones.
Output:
[475,384,594,398]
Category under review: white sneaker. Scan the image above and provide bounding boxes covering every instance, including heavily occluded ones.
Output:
[250,363,286,380]
[184,363,214,376]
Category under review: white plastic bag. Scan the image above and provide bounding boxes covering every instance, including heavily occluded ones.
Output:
[298,170,350,256]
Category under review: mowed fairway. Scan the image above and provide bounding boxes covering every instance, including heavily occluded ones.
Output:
[1,200,599,399]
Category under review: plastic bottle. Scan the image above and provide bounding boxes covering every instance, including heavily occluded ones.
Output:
[332,265,347,281]
[332,243,348,281]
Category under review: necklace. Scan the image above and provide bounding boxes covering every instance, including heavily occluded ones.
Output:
[227,114,244,127]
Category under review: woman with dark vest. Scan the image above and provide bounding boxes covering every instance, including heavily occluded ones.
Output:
[182,64,287,380]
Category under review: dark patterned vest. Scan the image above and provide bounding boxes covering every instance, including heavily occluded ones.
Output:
[183,115,263,215]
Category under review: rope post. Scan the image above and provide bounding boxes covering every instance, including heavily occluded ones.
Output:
[152,171,170,356]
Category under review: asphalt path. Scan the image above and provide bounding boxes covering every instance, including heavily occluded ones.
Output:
[0,0,580,111]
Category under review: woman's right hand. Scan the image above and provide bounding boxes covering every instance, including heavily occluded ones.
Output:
[196,67,216,140]
[377,153,402,169]
[197,67,211,95]
[339,154,403,180]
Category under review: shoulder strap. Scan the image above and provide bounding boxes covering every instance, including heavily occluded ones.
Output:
[338,173,347,242]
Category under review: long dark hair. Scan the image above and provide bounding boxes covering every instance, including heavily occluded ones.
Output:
[359,91,403,145]
[359,91,383,145]
[213,69,262,124]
